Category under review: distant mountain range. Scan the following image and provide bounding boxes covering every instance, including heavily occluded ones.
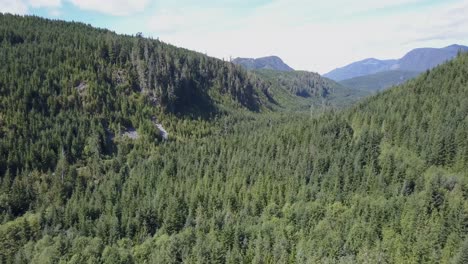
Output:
[324,44,468,85]
[324,58,398,81]
[232,55,367,107]
[232,56,294,71]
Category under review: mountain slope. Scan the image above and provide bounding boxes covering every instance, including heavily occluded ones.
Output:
[339,70,420,92]
[232,56,294,71]
[325,44,468,81]
[256,69,368,109]
[0,13,281,178]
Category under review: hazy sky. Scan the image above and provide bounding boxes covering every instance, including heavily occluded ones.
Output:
[2,0,468,73]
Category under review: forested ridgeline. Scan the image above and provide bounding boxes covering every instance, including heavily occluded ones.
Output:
[0,14,271,113]
[0,14,468,263]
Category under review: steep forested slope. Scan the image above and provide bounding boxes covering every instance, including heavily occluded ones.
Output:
[0,15,271,114]
[1,14,468,264]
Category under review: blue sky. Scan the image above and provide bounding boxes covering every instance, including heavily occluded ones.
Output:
[2,0,468,73]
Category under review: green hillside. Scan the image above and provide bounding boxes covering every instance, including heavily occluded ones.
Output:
[1,14,468,264]
[256,69,368,110]
[339,70,420,92]
[0,13,283,178]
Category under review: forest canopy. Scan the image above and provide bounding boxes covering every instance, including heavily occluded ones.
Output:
[0,14,467,264]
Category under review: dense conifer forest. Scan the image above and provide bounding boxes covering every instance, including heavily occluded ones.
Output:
[0,14,467,263]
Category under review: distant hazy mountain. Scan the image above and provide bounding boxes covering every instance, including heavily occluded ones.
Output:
[325,44,468,81]
[323,58,397,81]
[395,44,468,72]
[232,56,294,71]
[339,70,420,92]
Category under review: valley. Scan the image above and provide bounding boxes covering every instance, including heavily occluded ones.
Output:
[0,13,467,264]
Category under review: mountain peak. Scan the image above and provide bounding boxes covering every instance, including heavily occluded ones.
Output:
[232,56,294,71]
[446,44,464,48]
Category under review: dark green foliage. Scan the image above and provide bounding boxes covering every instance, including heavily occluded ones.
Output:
[0,14,467,264]
[256,69,341,98]
[454,239,468,264]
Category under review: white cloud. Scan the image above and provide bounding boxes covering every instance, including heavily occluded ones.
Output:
[0,0,29,14]
[28,0,61,8]
[405,1,468,42]
[48,8,61,16]
[148,7,237,34]
[147,0,468,73]
[147,9,186,33]
[2,0,149,16]
[67,0,150,16]
[0,0,61,15]
[251,0,424,20]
